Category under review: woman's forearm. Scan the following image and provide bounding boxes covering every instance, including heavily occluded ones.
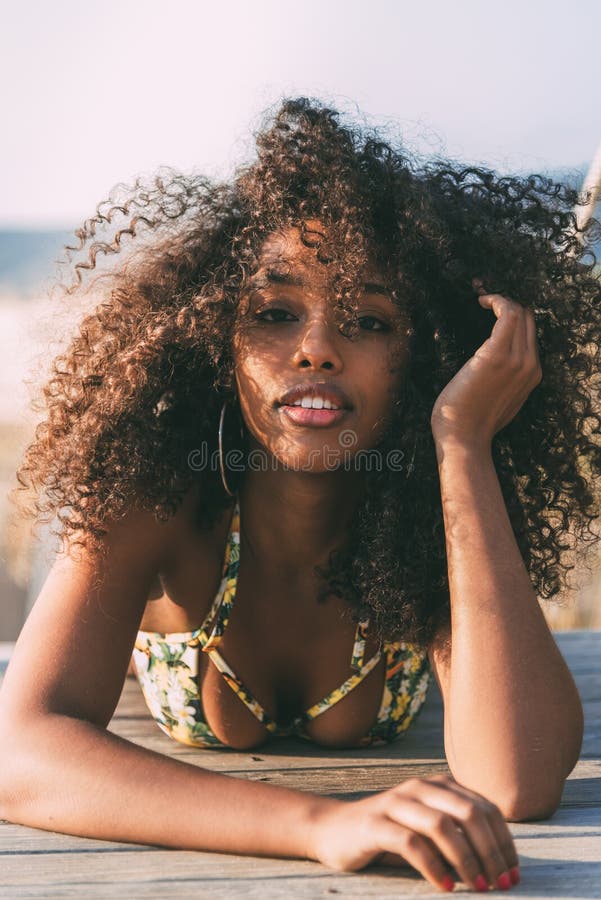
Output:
[433,438,583,818]
[0,714,339,858]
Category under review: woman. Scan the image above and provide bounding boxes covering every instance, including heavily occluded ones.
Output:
[0,97,598,893]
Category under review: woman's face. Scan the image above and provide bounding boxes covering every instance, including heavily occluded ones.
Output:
[233,222,412,472]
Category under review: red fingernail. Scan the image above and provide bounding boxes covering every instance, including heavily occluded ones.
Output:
[442,874,455,892]
[510,866,520,885]
[475,874,489,891]
[497,871,511,890]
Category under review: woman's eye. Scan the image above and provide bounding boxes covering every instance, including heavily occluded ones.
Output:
[254,307,389,332]
[254,307,295,323]
[358,315,389,332]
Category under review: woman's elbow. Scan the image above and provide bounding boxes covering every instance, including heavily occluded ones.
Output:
[453,765,567,822]
[495,783,564,823]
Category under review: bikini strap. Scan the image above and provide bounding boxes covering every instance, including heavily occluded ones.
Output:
[299,643,383,726]
[297,617,383,728]
[200,497,240,652]
[202,644,281,734]
[350,618,370,673]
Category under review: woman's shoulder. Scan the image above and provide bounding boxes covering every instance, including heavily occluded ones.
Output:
[140,480,235,584]
[62,480,216,575]
[162,481,236,558]
[137,483,236,633]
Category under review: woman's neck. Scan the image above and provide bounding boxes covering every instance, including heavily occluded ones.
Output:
[236,468,364,577]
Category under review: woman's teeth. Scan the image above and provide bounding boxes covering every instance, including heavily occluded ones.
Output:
[291,397,341,409]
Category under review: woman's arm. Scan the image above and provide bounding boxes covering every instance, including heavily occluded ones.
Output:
[426,288,584,822]
[428,437,583,822]
[0,712,333,858]
[0,499,519,891]
[0,710,521,892]
[0,506,331,858]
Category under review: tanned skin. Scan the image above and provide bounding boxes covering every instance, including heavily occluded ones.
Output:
[0,222,582,893]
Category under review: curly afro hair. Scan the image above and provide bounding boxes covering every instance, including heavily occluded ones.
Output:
[12,96,601,651]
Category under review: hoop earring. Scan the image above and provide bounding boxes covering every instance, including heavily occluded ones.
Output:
[394,388,418,479]
[405,434,418,478]
[218,398,245,497]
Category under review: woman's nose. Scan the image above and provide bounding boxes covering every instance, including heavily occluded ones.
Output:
[292,314,344,371]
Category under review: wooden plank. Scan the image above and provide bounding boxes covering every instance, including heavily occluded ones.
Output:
[0,630,599,898]
[1,831,600,898]
[1,760,596,858]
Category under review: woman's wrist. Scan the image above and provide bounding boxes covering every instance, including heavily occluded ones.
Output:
[431,429,493,466]
[302,794,345,862]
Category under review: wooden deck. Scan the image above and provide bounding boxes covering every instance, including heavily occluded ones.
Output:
[0,629,600,898]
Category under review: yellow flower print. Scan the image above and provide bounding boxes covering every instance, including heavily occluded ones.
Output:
[132,647,149,674]
[132,507,433,750]
[153,662,171,693]
[378,685,393,721]
[409,671,430,715]
[167,720,199,745]
[391,692,411,721]
[180,673,197,695]
[166,675,191,712]
[173,704,197,728]
[410,652,425,673]
[137,675,165,721]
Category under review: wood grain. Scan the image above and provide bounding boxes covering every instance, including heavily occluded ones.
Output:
[1,630,600,898]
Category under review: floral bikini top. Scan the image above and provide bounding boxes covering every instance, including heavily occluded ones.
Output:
[133,495,431,749]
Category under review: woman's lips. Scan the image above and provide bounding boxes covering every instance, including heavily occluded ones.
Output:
[278,405,349,427]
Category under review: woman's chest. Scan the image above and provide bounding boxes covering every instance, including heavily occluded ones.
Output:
[137,525,386,748]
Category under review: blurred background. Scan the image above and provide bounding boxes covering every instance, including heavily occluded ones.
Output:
[1,0,599,640]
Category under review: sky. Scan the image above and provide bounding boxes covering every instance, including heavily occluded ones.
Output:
[1,0,600,228]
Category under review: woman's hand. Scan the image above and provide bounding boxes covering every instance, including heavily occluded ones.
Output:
[310,773,520,892]
[430,281,543,450]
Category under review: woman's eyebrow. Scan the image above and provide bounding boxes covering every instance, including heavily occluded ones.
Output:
[248,268,304,290]
[363,281,394,300]
[248,267,394,301]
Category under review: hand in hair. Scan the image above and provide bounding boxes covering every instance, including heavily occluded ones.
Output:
[430,282,543,450]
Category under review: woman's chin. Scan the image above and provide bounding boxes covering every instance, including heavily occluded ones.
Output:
[267,445,356,475]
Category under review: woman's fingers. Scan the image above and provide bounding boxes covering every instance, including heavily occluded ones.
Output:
[326,773,521,891]
[473,278,540,371]
[477,292,527,359]
[394,776,518,889]
[382,796,492,891]
[428,776,519,861]
[401,779,517,888]
[477,293,543,397]
[476,292,518,356]
[509,302,528,360]
[525,307,543,374]
[373,817,455,892]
